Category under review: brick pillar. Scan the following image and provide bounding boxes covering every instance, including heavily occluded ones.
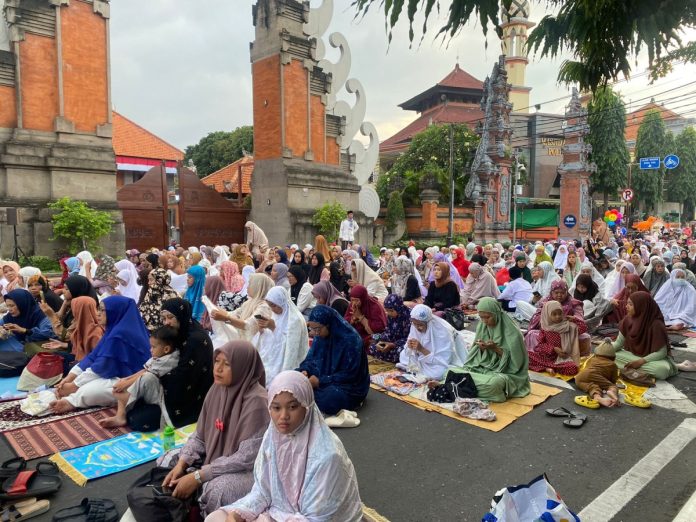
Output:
[558,88,596,240]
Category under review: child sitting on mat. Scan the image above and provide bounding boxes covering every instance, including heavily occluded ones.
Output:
[574,339,619,408]
[99,326,179,428]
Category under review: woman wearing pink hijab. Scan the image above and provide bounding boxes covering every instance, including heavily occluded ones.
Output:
[207,371,363,522]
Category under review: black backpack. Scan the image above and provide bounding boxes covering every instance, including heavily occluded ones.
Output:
[426,371,478,403]
[0,352,28,377]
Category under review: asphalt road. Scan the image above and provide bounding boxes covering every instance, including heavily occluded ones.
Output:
[4,351,696,522]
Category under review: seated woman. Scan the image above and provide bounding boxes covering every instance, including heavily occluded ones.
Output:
[498,266,533,312]
[329,260,350,298]
[572,273,612,330]
[563,249,581,287]
[217,265,255,314]
[606,260,636,299]
[290,249,311,278]
[345,285,386,350]
[288,266,315,317]
[311,280,350,317]
[461,262,500,309]
[349,259,388,301]
[41,296,103,362]
[91,254,117,297]
[159,341,270,517]
[654,268,696,330]
[513,253,533,283]
[613,291,677,380]
[300,306,369,416]
[50,296,150,413]
[208,371,363,522]
[424,262,460,313]
[270,263,290,292]
[485,248,505,275]
[139,268,180,332]
[0,289,56,353]
[397,305,462,381]
[390,256,423,307]
[26,275,62,312]
[528,301,581,375]
[643,258,670,297]
[210,274,274,341]
[524,280,589,356]
[455,297,530,403]
[451,248,470,279]
[307,253,330,284]
[185,265,207,322]
[253,287,309,385]
[605,274,648,324]
[201,276,227,331]
[368,294,411,363]
[1,261,21,295]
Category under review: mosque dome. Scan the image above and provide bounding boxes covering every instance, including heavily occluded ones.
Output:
[501,0,530,23]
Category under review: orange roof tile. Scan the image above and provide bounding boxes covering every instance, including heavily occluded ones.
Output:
[380,104,484,153]
[437,64,484,90]
[201,156,254,194]
[625,102,685,144]
[112,111,184,161]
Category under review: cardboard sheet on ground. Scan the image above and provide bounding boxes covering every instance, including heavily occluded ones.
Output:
[50,424,196,486]
[369,380,561,432]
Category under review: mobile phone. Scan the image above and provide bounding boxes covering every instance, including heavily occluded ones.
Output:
[152,485,172,496]
[395,375,412,384]
[39,290,45,303]
[254,314,266,320]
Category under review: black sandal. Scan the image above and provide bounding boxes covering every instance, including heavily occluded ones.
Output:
[51,498,119,522]
[0,461,62,501]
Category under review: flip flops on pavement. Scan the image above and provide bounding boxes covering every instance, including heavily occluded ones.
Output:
[0,498,50,521]
[545,406,588,428]
[324,410,361,428]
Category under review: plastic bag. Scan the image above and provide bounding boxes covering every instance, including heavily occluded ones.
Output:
[20,389,58,417]
[482,474,579,522]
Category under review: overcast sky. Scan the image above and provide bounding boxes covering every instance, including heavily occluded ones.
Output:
[110,1,696,152]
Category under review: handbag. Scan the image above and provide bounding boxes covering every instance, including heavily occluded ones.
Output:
[127,467,191,522]
[426,371,477,404]
[620,367,656,387]
[17,353,64,391]
[0,352,28,378]
[443,307,467,331]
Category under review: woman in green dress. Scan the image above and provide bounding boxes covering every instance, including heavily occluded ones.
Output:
[457,297,531,402]
[613,291,677,380]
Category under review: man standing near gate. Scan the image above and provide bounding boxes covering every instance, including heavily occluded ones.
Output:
[340,210,359,250]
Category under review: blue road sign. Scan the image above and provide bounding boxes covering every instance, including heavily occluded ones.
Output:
[664,154,680,169]
[639,157,660,169]
[563,215,577,228]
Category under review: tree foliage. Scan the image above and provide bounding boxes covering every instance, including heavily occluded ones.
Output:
[48,197,114,252]
[184,126,253,178]
[587,86,629,210]
[667,127,696,219]
[351,0,696,90]
[633,110,667,213]
[385,191,406,231]
[377,124,479,205]
[312,202,347,243]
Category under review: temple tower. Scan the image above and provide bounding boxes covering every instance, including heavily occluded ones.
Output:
[558,88,596,240]
[0,0,124,257]
[249,0,377,246]
[465,56,513,243]
[501,0,534,113]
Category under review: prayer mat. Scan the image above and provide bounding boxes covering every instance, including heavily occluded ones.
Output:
[362,504,391,522]
[50,424,196,486]
[0,377,27,402]
[370,370,420,396]
[529,370,575,382]
[0,399,104,433]
[367,356,395,376]
[4,408,130,460]
[370,382,561,432]
[681,330,696,338]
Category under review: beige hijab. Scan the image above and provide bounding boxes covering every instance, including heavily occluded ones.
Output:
[233,273,275,320]
[352,259,385,291]
[540,300,580,364]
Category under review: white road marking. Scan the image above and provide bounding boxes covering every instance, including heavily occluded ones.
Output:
[673,488,696,522]
[643,381,696,415]
[578,418,696,522]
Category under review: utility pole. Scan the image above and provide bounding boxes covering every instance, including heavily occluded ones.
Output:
[447,123,455,244]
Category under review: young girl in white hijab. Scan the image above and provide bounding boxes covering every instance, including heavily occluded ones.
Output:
[207,371,363,522]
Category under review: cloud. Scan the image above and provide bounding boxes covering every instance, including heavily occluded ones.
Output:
[110,1,695,151]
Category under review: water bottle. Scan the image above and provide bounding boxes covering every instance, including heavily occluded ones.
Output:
[162,425,176,452]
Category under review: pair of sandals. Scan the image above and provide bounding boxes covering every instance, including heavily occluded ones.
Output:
[0,497,50,521]
[545,407,587,428]
[324,409,360,428]
[0,458,62,502]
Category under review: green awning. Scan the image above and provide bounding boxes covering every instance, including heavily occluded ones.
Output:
[517,208,559,229]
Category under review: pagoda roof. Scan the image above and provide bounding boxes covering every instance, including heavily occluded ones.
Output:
[399,64,484,112]
[380,103,484,154]
[113,111,184,162]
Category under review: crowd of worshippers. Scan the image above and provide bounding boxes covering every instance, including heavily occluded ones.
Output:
[0,220,692,519]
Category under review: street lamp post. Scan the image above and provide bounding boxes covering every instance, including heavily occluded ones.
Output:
[511,149,526,245]
[447,123,455,244]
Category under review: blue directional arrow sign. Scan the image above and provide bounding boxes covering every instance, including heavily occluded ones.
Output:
[664,154,680,169]
[639,157,660,169]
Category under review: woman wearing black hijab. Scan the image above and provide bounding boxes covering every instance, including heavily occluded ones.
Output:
[128,298,214,430]
[290,249,311,278]
[307,253,328,285]
[39,275,99,338]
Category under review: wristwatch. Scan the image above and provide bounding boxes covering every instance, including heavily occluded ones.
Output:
[194,470,202,484]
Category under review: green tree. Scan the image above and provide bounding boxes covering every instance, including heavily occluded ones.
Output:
[184,126,254,178]
[633,110,667,213]
[312,202,347,243]
[668,127,696,220]
[377,124,478,205]
[351,0,696,91]
[385,190,406,231]
[587,86,629,212]
[48,197,114,252]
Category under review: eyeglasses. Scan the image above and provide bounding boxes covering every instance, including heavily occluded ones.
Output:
[307,325,323,334]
